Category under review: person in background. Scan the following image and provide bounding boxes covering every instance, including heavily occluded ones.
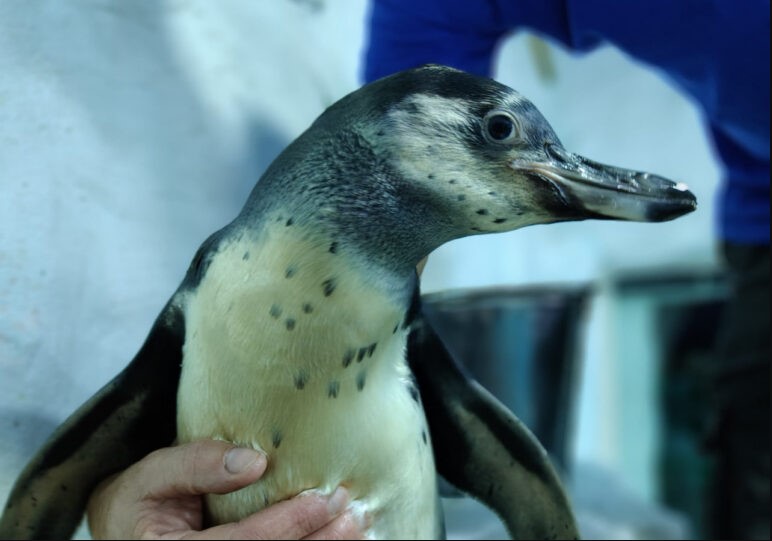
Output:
[364,1,769,539]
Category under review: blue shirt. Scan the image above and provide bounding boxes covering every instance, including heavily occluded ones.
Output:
[364,0,770,245]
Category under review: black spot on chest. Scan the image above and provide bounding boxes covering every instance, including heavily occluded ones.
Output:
[357,342,378,362]
[272,429,283,449]
[342,349,355,368]
[322,278,337,296]
[294,371,309,390]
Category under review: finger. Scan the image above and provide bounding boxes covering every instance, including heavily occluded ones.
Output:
[181,487,351,540]
[303,509,368,540]
[131,440,267,500]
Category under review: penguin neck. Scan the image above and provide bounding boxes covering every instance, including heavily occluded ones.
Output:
[244,129,456,276]
[253,208,418,304]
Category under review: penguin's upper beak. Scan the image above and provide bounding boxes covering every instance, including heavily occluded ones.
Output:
[511,143,697,222]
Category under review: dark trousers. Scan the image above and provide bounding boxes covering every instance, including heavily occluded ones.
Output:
[711,243,770,540]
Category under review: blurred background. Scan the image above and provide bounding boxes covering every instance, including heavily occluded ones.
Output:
[0,1,763,539]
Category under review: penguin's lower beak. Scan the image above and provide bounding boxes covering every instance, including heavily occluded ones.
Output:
[512,143,697,222]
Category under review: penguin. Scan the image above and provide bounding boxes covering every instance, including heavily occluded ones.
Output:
[0,65,696,540]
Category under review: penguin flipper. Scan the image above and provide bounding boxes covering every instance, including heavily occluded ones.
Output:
[408,315,579,540]
[0,301,185,540]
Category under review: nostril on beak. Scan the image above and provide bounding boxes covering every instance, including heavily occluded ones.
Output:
[544,143,570,162]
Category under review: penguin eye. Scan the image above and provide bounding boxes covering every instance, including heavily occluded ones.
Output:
[483,111,520,143]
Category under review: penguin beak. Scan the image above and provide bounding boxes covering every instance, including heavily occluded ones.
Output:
[511,143,697,222]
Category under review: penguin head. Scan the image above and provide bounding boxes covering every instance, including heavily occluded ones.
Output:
[249,65,696,274]
[360,64,697,239]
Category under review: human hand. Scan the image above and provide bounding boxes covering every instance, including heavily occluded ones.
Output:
[87,439,366,539]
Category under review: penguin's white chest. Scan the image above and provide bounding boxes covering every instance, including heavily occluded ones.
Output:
[175,230,440,539]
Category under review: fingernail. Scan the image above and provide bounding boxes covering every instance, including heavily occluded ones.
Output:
[224,447,263,474]
[327,486,349,515]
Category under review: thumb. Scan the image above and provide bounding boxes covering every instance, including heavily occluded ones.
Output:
[132,440,267,500]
